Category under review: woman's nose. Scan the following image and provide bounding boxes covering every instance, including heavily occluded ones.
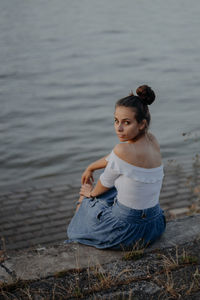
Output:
[118,124,123,131]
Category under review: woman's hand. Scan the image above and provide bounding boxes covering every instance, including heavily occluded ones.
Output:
[80,183,93,198]
[81,168,94,185]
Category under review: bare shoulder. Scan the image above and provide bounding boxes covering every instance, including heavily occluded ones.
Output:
[114,143,127,155]
[113,136,162,168]
[113,143,134,160]
[147,132,158,142]
[147,132,161,151]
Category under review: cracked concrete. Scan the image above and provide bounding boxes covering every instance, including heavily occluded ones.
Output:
[0,214,200,284]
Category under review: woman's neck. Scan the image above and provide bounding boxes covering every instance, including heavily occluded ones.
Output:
[128,131,146,144]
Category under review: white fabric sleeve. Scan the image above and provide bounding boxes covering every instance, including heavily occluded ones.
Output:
[100,152,121,188]
[100,167,120,188]
[105,152,111,162]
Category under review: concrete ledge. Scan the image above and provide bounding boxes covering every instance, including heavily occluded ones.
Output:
[150,213,200,249]
[0,214,200,285]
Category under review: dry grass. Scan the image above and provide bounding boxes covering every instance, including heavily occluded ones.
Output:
[155,266,200,300]
[154,246,199,299]
[0,244,199,300]
[155,270,181,299]
[159,246,198,272]
[186,267,200,295]
[122,239,147,261]
[122,249,144,261]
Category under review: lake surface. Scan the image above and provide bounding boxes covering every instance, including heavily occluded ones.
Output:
[1,0,200,189]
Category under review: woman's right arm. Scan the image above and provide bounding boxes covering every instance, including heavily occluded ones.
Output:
[81,155,109,184]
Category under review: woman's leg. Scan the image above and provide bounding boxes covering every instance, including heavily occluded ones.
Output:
[76,187,117,212]
[76,195,84,212]
[96,187,117,206]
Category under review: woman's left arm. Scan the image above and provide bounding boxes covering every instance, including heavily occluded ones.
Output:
[80,180,110,198]
[80,148,120,198]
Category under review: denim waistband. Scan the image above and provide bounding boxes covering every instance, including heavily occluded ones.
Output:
[112,200,162,224]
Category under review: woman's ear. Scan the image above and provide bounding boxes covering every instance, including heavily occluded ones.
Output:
[139,119,147,131]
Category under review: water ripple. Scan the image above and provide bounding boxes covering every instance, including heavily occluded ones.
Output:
[0,0,200,188]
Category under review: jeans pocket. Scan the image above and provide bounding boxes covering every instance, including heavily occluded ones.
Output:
[96,210,104,220]
[89,198,98,207]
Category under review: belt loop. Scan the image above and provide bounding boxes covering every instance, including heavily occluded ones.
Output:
[141,209,146,219]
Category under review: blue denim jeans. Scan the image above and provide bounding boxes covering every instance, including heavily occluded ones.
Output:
[67,187,166,250]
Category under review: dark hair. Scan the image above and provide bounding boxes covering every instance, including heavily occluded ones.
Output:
[115,85,155,129]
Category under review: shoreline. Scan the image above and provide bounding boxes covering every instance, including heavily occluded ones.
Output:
[0,153,199,194]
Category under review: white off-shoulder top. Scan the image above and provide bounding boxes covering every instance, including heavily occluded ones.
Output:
[100,150,164,210]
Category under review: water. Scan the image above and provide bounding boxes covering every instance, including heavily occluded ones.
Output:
[1,0,200,189]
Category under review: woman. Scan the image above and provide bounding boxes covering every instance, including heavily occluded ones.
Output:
[67,85,166,250]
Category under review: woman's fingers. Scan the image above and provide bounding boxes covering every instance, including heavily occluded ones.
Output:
[79,183,92,196]
[79,184,87,192]
[79,186,85,195]
[80,183,92,193]
[81,170,94,185]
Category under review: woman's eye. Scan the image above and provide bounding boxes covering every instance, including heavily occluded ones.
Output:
[124,121,130,125]
[114,119,118,124]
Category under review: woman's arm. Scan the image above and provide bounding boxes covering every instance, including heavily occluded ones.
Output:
[80,151,120,198]
[80,180,110,198]
[81,155,109,184]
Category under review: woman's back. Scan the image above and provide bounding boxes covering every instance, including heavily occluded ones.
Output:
[113,132,162,169]
[100,146,164,210]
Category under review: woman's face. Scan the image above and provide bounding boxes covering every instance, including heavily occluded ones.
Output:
[114,106,145,142]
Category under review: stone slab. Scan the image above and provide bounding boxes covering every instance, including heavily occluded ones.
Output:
[0,214,200,284]
[150,213,200,249]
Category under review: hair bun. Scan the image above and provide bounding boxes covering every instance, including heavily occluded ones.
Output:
[136,85,155,105]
